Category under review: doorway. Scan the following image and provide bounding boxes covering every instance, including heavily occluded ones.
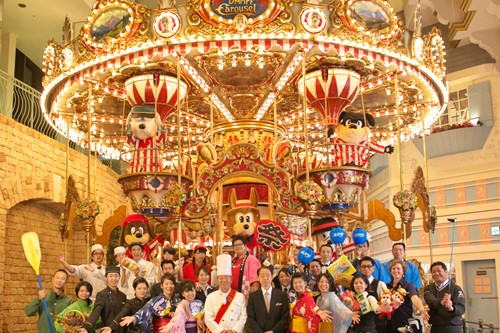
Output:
[463,259,499,327]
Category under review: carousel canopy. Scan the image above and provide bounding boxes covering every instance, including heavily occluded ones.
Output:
[40,0,448,161]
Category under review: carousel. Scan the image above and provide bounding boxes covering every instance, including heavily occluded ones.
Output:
[41,0,446,260]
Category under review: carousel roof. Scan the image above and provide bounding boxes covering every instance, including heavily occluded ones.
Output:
[40,0,448,161]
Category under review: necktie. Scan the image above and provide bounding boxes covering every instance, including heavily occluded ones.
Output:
[284,287,288,293]
[97,266,102,269]
[264,291,271,312]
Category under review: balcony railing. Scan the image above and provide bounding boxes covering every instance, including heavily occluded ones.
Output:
[0,69,122,174]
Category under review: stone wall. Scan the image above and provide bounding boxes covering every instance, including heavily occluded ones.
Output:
[0,115,125,332]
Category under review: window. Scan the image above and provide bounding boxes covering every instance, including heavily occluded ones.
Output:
[432,88,470,131]
[448,89,469,124]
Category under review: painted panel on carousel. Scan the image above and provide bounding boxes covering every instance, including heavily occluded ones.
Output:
[154,11,181,38]
[300,7,327,34]
[90,7,131,43]
[81,0,145,51]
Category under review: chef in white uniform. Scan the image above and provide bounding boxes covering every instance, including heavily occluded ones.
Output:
[204,254,247,333]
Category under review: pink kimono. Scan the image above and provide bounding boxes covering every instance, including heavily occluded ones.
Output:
[163,300,201,333]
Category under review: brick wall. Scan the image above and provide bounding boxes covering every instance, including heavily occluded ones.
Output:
[0,115,125,332]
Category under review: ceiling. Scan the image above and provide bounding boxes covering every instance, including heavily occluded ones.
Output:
[2,0,499,71]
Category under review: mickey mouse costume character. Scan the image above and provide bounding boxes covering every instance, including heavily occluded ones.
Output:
[328,111,393,168]
[119,214,163,261]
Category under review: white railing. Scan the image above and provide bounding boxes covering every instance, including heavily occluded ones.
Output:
[0,69,122,173]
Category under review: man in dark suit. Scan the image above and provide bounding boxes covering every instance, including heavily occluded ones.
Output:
[80,266,127,333]
[247,266,290,333]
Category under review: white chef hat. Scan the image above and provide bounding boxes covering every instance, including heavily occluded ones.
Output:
[114,246,126,256]
[216,254,232,276]
[91,244,103,254]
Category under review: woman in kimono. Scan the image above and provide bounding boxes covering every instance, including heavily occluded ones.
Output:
[316,274,359,333]
[103,277,150,333]
[289,272,332,333]
[55,281,102,333]
[160,280,202,333]
[120,273,181,333]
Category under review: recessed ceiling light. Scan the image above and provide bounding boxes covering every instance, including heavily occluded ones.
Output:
[18,3,27,8]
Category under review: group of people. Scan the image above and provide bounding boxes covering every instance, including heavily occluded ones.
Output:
[25,237,465,333]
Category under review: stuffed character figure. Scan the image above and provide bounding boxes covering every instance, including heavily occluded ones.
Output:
[311,217,356,259]
[126,105,166,173]
[119,214,163,261]
[391,286,409,310]
[226,187,260,254]
[328,111,394,168]
[378,288,394,319]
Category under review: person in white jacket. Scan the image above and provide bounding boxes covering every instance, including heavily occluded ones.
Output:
[124,242,157,299]
[57,244,107,302]
[204,254,247,333]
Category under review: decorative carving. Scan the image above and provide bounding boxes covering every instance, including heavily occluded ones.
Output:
[365,199,411,241]
[59,175,81,241]
[186,143,302,218]
[411,166,437,233]
[118,173,193,217]
[185,0,294,37]
[297,167,371,213]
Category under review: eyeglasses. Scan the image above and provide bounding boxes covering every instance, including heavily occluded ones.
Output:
[360,265,374,269]
[233,243,245,247]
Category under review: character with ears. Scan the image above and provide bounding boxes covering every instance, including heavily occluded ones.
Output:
[328,111,394,168]
[119,214,163,261]
[378,288,394,319]
[391,286,409,310]
[126,105,166,173]
[226,187,261,254]
[226,188,261,299]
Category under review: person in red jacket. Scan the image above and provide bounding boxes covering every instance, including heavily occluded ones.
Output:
[183,245,211,283]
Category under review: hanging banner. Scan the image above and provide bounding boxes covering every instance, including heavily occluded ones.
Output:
[255,219,290,252]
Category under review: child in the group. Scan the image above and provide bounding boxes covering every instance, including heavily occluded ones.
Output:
[350,274,381,333]
[160,280,202,333]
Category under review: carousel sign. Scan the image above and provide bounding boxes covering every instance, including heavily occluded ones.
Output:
[210,0,271,20]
